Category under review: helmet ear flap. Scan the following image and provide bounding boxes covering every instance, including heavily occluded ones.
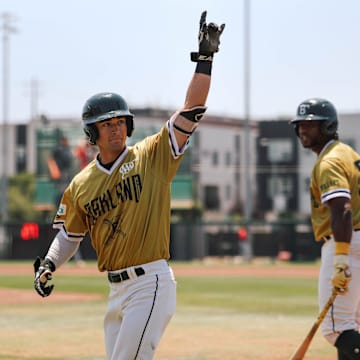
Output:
[126,117,134,137]
[83,124,98,145]
[321,120,338,137]
[294,124,300,137]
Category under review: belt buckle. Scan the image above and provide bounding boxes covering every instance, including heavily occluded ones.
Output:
[107,273,119,283]
[108,270,128,283]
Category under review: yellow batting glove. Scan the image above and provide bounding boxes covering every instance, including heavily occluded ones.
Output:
[332,254,351,295]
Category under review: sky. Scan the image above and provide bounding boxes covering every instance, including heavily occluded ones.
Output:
[1,0,360,123]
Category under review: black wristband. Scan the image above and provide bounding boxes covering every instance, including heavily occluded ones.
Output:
[195,61,212,75]
[44,258,56,272]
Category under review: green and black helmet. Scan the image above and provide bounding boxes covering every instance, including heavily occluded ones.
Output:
[291,98,338,137]
[82,92,134,144]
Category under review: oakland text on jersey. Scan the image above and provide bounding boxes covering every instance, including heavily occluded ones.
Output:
[84,174,142,224]
[320,179,339,192]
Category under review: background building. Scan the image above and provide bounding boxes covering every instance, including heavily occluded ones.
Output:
[0,109,359,260]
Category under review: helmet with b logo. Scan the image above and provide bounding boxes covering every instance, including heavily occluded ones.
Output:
[291,98,338,137]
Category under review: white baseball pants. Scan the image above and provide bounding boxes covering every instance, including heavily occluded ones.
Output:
[104,260,176,360]
[319,231,360,345]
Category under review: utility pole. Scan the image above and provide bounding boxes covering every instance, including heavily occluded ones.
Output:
[1,12,17,223]
[243,0,253,260]
[30,77,40,121]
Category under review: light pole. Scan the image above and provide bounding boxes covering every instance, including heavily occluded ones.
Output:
[243,0,253,260]
[30,77,40,121]
[1,12,17,223]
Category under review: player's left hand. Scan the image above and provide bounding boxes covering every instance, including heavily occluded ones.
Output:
[33,256,56,297]
[191,11,225,62]
[332,254,352,294]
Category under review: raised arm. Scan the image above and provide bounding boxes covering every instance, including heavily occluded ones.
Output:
[172,11,225,148]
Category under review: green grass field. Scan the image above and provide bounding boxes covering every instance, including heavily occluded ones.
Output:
[0,260,336,359]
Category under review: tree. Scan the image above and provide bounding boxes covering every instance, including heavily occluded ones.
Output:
[8,173,42,222]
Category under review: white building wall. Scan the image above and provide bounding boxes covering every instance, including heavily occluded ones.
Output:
[0,124,17,176]
[197,126,237,214]
[196,123,257,217]
[297,147,316,215]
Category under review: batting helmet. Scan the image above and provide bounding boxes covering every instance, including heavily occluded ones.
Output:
[290,98,338,137]
[82,92,134,144]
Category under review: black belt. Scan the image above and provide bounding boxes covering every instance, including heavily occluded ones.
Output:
[322,228,360,242]
[107,267,145,283]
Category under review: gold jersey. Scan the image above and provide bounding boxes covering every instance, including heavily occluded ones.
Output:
[53,123,185,271]
[310,140,360,241]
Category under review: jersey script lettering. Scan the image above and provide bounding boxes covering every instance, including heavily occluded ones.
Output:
[84,174,142,224]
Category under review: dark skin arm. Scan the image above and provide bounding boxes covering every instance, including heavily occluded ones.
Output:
[328,197,353,244]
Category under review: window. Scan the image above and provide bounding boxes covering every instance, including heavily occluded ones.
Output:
[235,134,241,151]
[267,175,293,195]
[266,175,294,212]
[204,185,220,210]
[16,125,27,172]
[225,184,231,200]
[225,152,231,166]
[267,139,293,163]
[212,152,219,166]
[16,146,26,173]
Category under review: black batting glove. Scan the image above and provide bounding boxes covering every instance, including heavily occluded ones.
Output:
[191,10,225,62]
[33,256,56,298]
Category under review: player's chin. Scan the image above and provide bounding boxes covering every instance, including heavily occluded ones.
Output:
[108,142,125,153]
[108,138,125,147]
[299,137,311,148]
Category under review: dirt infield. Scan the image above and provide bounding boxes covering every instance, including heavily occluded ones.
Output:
[0,258,320,277]
[0,288,102,304]
[173,260,319,278]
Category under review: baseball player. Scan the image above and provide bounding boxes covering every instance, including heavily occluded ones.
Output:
[291,98,360,360]
[33,11,225,360]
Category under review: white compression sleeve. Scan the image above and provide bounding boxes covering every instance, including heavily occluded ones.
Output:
[46,229,81,269]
